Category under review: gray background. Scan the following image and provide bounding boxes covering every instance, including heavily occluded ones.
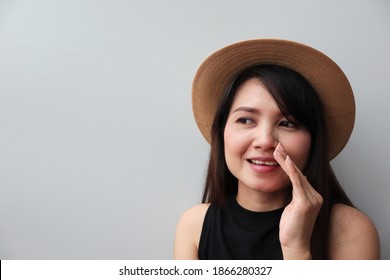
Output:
[0,0,388,259]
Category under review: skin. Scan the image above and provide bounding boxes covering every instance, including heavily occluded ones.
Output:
[174,78,380,260]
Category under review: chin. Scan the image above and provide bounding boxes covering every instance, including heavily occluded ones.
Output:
[243,180,291,194]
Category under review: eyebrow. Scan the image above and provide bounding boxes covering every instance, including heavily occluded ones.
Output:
[232,106,259,114]
[231,106,290,120]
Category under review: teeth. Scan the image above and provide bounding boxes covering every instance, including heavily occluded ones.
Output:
[250,160,278,166]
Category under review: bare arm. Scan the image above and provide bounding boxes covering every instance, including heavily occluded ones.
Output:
[174,204,210,260]
[329,203,380,259]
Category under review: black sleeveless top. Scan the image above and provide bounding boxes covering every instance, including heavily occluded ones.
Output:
[198,195,284,260]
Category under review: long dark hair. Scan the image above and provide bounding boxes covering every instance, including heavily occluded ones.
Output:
[202,64,354,259]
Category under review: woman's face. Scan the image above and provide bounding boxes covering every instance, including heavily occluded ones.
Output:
[224,78,311,194]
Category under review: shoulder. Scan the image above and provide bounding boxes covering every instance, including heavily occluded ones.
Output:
[329,203,380,259]
[174,203,211,259]
[176,203,211,235]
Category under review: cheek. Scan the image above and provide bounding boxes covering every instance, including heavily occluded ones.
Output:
[223,128,238,160]
[223,126,250,165]
[223,129,237,174]
[280,133,311,169]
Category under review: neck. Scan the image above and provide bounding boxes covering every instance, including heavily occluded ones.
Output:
[236,184,290,212]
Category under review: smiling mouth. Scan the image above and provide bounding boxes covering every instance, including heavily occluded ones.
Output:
[248,159,279,166]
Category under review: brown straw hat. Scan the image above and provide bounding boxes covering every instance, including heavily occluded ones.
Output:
[192,39,355,160]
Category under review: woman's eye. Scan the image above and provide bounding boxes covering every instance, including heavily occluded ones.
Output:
[237,118,254,125]
[279,120,295,128]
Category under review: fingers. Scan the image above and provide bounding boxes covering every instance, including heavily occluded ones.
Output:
[274,143,308,194]
[285,155,303,187]
[274,143,323,205]
[273,143,287,171]
[274,143,302,178]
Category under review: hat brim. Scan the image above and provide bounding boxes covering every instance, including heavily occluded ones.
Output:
[192,39,355,160]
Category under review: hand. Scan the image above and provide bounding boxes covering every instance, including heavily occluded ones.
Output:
[273,143,323,259]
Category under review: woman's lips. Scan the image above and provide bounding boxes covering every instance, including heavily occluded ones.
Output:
[247,157,279,172]
[248,159,278,166]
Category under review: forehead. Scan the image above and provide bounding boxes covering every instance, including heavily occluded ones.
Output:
[230,78,279,112]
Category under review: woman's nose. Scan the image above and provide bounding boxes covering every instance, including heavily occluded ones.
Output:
[252,126,278,150]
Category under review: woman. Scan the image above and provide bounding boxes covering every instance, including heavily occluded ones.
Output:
[174,39,380,259]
